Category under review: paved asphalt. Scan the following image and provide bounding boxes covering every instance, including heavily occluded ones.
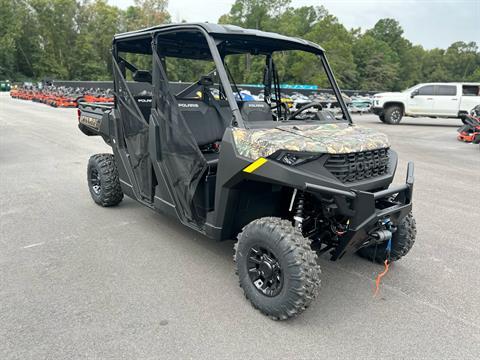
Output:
[1,93,479,359]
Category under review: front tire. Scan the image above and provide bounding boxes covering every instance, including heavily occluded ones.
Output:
[87,154,123,207]
[234,217,321,320]
[357,212,416,264]
[384,105,403,124]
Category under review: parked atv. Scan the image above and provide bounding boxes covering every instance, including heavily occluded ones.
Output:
[78,23,416,320]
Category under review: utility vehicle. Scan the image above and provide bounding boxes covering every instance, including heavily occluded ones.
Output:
[78,23,416,320]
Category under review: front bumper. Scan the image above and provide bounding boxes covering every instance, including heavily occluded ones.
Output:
[372,106,384,116]
[305,161,414,260]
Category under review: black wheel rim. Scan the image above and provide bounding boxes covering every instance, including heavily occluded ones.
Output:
[90,168,101,195]
[247,245,283,297]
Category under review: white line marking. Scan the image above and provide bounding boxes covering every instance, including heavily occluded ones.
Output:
[22,242,45,249]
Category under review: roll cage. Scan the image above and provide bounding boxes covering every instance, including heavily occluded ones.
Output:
[111,23,352,127]
[109,23,352,225]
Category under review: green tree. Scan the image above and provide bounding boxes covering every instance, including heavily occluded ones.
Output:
[353,35,399,90]
[1,0,478,90]
[422,48,448,82]
[365,18,416,90]
[73,0,122,80]
[125,0,170,29]
[0,0,40,79]
[366,18,404,53]
[274,6,326,37]
[219,0,289,30]
[468,67,480,82]
[28,0,79,79]
[0,0,22,78]
[306,14,357,87]
[444,41,479,80]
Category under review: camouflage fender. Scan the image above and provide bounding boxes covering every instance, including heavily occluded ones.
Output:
[232,123,390,160]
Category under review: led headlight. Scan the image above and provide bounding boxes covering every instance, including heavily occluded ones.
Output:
[281,152,299,165]
[273,151,319,166]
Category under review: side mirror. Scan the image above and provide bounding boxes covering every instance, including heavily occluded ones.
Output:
[410,89,419,98]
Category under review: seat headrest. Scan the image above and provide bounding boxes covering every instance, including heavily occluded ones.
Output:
[133,70,152,84]
[199,76,214,87]
[240,101,273,122]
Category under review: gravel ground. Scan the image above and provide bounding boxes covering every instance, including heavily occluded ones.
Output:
[1,93,479,359]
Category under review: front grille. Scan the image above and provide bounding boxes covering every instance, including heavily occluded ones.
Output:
[325,148,390,183]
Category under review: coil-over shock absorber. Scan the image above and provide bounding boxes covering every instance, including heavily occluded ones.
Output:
[290,189,305,231]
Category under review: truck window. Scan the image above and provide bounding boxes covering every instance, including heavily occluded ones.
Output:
[462,85,480,96]
[435,85,456,96]
[418,85,434,96]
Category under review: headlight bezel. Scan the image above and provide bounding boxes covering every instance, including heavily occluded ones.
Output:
[270,150,321,166]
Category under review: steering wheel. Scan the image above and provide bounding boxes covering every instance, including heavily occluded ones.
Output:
[270,101,290,120]
[288,102,323,120]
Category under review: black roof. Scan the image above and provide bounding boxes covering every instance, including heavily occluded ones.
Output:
[113,23,324,55]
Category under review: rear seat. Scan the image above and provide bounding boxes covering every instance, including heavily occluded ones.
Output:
[130,83,153,122]
[130,92,228,167]
[178,99,229,167]
[135,95,153,122]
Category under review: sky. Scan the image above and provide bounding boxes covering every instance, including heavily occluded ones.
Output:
[108,0,480,49]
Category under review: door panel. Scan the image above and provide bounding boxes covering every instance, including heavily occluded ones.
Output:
[407,85,434,114]
[112,57,153,203]
[432,85,458,116]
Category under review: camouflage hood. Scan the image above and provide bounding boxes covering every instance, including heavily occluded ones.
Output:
[232,123,390,160]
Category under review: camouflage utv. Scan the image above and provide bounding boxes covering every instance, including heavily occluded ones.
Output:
[78,23,416,320]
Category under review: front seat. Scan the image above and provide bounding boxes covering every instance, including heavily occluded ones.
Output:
[239,101,273,122]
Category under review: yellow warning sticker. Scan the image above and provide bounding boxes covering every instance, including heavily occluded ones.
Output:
[243,157,268,173]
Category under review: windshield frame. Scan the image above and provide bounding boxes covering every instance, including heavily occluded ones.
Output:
[211,35,352,126]
[146,26,353,128]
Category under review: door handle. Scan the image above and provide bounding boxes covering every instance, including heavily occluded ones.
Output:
[426,98,433,100]
[451,98,458,100]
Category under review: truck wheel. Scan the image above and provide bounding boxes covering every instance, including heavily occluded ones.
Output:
[357,213,416,264]
[384,105,403,124]
[234,217,321,320]
[87,154,123,207]
[379,114,386,123]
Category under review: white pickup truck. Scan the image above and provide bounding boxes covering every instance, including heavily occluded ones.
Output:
[372,82,480,124]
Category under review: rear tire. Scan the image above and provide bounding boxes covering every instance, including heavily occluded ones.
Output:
[234,217,321,320]
[87,154,123,207]
[473,133,480,144]
[384,105,403,124]
[357,212,416,264]
[379,114,386,123]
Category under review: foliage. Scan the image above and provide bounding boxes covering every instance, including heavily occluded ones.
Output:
[0,0,478,91]
[218,0,479,91]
